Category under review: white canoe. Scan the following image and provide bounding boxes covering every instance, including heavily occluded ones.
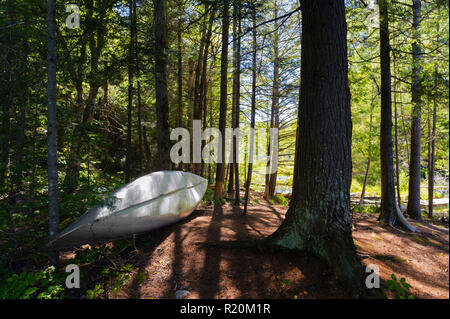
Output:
[47,171,208,249]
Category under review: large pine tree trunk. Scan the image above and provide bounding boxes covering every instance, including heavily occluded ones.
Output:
[406,0,423,221]
[378,0,398,226]
[265,0,364,295]
[154,0,171,170]
[214,0,230,201]
[47,0,59,267]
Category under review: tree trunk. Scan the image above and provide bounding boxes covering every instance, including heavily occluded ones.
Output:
[243,4,257,215]
[228,0,241,195]
[406,0,423,221]
[428,64,438,218]
[268,2,280,198]
[234,1,241,205]
[126,0,136,182]
[378,0,399,227]
[177,0,183,131]
[214,0,230,201]
[266,0,365,295]
[47,0,59,267]
[360,88,375,206]
[154,0,171,170]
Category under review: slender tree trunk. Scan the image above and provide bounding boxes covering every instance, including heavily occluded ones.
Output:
[228,0,240,195]
[406,0,423,221]
[360,109,373,206]
[154,0,171,170]
[393,65,402,207]
[126,0,136,182]
[187,58,194,171]
[134,0,143,176]
[143,126,152,172]
[214,0,230,201]
[428,64,438,218]
[234,1,241,205]
[47,0,59,267]
[243,4,257,215]
[268,3,280,197]
[265,0,365,295]
[177,7,184,171]
[199,7,216,176]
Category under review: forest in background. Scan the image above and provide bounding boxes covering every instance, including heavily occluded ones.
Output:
[0,0,448,299]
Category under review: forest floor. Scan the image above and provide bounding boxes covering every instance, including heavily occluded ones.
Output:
[97,190,449,299]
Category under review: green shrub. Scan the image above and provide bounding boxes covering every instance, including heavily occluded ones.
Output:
[0,266,65,299]
[385,273,414,299]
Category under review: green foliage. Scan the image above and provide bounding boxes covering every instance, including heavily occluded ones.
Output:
[273,194,288,206]
[202,188,215,204]
[385,274,414,299]
[135,270,147,286]
[351,204,380,215]
[0,266,65,299]
[68,245,110,265]
[86,284,105,299]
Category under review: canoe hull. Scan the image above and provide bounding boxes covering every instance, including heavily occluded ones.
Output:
[47,171,208,249]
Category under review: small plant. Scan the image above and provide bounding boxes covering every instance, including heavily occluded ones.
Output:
[202,188,215,204]
[385,274,414,299]
[135,270,147,286]
[86,284,104,299]
[273,194,288,206]
[0,266,65,299]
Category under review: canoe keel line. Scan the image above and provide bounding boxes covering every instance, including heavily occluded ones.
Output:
[47,171,208,249]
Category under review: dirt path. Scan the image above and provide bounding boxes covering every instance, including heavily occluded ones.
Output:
[113,196,448,299]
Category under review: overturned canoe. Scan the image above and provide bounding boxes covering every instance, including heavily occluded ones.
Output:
[47,171,208,249]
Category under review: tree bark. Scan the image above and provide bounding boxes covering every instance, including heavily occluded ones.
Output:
[428,64,438,218]
[265,0,365,295]
[154,0,171,170]
[378,0,398,227]
[234,1,241,205]
[243,4,257,215]
[47,0,59,267]
[268,2,280,198]
[406,0,423,221]
[214,0,230,201]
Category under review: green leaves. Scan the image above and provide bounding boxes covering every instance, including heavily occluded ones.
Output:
[0,266,65,299]
[385,273,414,299]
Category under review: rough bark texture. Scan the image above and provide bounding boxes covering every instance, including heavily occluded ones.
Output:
[265,0,365,295]
[243,5,257,215]
[214,0,230,201]
[126,0,136,182]
[234,1,241,205]
[378,0,398,227]
[228,0,241,197]
[47,0,59,267]
[406,0,423,221]
[154,0,171,170]
[268,2,280,198]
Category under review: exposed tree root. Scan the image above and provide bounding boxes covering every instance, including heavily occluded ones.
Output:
[395,202,419,233]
